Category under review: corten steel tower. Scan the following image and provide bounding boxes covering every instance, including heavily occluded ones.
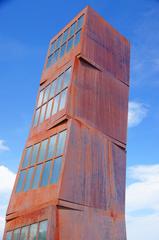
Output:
[3,6,130,240]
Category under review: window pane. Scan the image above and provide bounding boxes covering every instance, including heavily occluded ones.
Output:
[43,85,50,103]
[37,139,48,163]
[23,167,34,192]
[37,90,44,107]
[52,94,60,115]
[67,37,74,52]
[47,135,57,159]
[50,157,62,184]
[59,89,67,111]
[38,221,48,240]
[49,81,56,99]
[56,73,64,94]
[59,43,66,58]
[6,231,12,240]
[16,170,26,192]
[40,161,52,187]
[62,28,69,43]
[70,22,76,36]
[74,30,81,46]
[50,40,56,54]
[33,108,40,127]
[39,104,47,124]
[45,99,53,119]
[20,226,29,240]
[56,130,67,156]
[31,164,42,189]
[22,147,32,168]
[77,15,84,30]
[13,228,20,240]
[52,49,59,64]
[46,54,53,68]
[28,223,38,240]
[63,67,71,88]
[30,143,40,165]
[56,34,62,48]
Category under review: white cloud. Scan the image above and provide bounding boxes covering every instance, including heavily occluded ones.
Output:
[128,101,148,127]
[126,164,159,240]
[0,166,16,238]
[0,139,10,152]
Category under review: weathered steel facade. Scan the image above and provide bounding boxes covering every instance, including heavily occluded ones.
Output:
[3,6,130,240]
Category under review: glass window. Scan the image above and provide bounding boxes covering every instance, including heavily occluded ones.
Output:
[23,167,34,192]
[28,223,38,240]
[38,139,48,163]
[30,143,40,165]
[56,130,67,156]
[56,34,62,48]
[52,94,60,115]
[40,161,52,187]
[77,15,84,30]
[67,37,74,52]
[49,81,56,99]
[47,135,57,159]
[31,164,42,189]
[50,157,62,184]
[33,108,40,127]
[60,43,66,59]
[45,99,53,119]
[63,67,71,89]
[46,54,53,68]
[43,86,50,103]
[37,90,44,108]
[56,73,64,94]
[38,220,48,240]
[62,28,69,43]
[52,49,59,64]
[22,147,32,168]
[70,22,76,36]
[59,89,67,111]
[6,231,12,240]
[16,170,26,193]
[39,104,47,124]
[20,226,29,240]
[50,40,56,54]
[74,30,81,46]
[13,228,20,240]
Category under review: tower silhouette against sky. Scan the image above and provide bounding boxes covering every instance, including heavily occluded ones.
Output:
[3,6,130,240]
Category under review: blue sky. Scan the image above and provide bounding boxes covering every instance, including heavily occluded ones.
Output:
[0,0,159,239]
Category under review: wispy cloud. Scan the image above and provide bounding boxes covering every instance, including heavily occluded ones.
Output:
[126,164,159,240]
[128,101,149,127]
[0,139,10,152]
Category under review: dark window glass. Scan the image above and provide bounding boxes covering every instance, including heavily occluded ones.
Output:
[20,226,29,240]
[74,30,81,46]
[49,81,56,99]
[50,40,56,54]
[37,90,44,107]
[31,164,42,189]
[40,161,52,187]
[67,37,74,52]
[13,228,20,240]
[30,143,40,165]
[45,99,53,119]
[50,157,62,184]
[63,67,71,89]
[22,147,32,168]
[56,130,67,156]
[16,170,26,192]
[29,223,38,240]
[38,221,48,240]
[39,104,47,124]
[60,43,66,58]
[59,89,67,111]
[70,22,76,36]
[43,86,50,103]
[56,34,62,48]
[62,29,69,43]
[52,50,59,64]
[52,94,60,115]
[77,15,84,30]
[38,139,48,163]
[33,109,40,127]
[23,167,34,192]
[6,231,12,240]
[56,73,64,94]
[47,135,57,159]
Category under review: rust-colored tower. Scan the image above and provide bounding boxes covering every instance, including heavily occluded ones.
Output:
[3,6,130,240]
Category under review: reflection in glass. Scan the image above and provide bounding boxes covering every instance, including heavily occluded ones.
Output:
[67,37,74,52]
[13,228,20,240]
[62,29,69,44]
[56,130,67,156]
[6,231,12,240]
[29,223,38,240]
[74,30,81,46]
[56,34,62,48]
[77,15,84,30]
[60,43,66,58]
[22,147,32,168]
[30,143,40,165]
[37,90,44,107]
[47,135,57,159]
[50,40,56,54]
[43,86,50,103]
[39,104,47,124]
[50,157,62,184]
[59,90,67,111]
[16,170,26,192]
[49,81,56,99]
[31,164,42,189]
[45,99,53,119]
[38,139,48,163]
[52,94,60,115]
[56,73,64,94]
[63,67,71,88]
[23,167,34,192]
[40,161,51,187]
[38,220,48,240]
[20,226,29,240]
[33,108,40,127]
[70,22,76,36]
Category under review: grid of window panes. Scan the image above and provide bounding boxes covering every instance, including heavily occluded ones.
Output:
[16,130,67,193]
[46,14,84,68]
[5,220,48,240]
[33,67,71,127]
